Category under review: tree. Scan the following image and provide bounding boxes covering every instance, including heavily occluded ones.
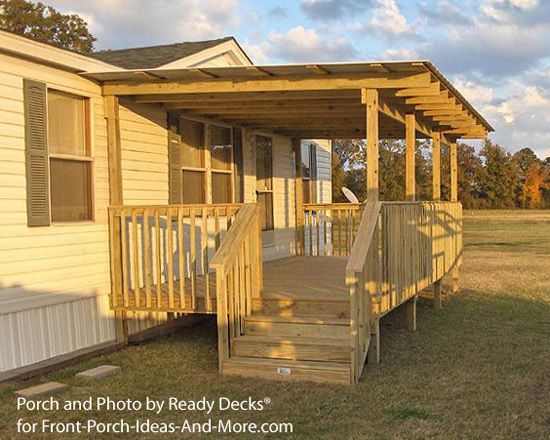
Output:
[0,0,95,53]
[331,139,364,202]
[518,162,549,208]
[457,143,484,208]
[478,140,519,208]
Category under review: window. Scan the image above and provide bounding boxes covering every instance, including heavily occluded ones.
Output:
[256,136,274,231]
[209,125,233,203]
[47,90,92,222]
[171,118,236,204]
[301,143,317,204]
[180,120,206,204]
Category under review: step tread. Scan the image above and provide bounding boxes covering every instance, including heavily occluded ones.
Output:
[224,356,351,372]
[245,315,350,326]
[235,334,350,347]
[259,290,349,302]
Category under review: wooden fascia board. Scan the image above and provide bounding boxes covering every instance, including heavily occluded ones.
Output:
[102,71,432,96]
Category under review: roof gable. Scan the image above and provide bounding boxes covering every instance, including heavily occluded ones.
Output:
[89,37,251,69]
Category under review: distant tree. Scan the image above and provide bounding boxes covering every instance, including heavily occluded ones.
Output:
[457,143,484,208]
[332,139,364,202]
[378,140,405,201]
[518,162,549,208]
[478,140,519,208]
[0,0,95,53]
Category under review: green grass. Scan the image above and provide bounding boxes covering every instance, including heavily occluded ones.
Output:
[1,210,549,439]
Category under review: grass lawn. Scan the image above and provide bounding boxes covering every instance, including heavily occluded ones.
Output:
[1,210,549,439]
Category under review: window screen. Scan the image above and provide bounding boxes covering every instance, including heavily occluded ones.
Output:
[182,170,205,204]
[50,158,92,222]
[180,120,204,168]
[48,90,87,156]
[212,172,232,204]
[47,89,92,222]
[210,125,232,170]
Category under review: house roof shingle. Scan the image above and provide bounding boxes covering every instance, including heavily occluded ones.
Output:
[89,37,234,69]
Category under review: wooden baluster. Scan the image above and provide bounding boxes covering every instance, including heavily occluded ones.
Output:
[323,209,328,256]
[244,235,252,315]
[132,211,141,307]
[216,267,228,370]
[177,207,185,309]
[190,208,197,310]
[120,210,129,307]
[143,208,152,308]
[337,209,342,256]
[167,207,174,309]
[214,207,221,250]
[202,207,210,312]
[228,268,235,344]
[239,245,246,334]
[316,209,321,256]
[155,210,162,308]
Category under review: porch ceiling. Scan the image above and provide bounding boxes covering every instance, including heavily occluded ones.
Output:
[84,61,493,141]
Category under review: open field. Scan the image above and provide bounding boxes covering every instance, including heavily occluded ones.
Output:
[1,210,549,439]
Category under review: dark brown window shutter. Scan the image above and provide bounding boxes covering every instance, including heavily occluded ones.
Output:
[168,116,182,204]
[24,79,50,226]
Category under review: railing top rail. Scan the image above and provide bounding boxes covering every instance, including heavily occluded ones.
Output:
[108,203,243,212]
[303,203,362,210]
[210,204,258,271]
[345,201,382,275]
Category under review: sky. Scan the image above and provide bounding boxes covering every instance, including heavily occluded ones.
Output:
[47,0,549,159]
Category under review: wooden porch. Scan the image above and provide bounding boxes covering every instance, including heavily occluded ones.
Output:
[108,201,462,384]
[96,60,486,383]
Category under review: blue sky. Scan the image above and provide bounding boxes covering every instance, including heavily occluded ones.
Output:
[49,0,549,158]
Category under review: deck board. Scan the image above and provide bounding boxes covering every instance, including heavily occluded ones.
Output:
[114,256,349,312]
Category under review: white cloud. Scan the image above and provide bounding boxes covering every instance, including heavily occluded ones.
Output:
[481,0,539,22]
[369,0,411,37]
[381,47,418,60]
[265,26,357,62]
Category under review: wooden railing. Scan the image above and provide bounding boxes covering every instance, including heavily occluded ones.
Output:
[210,204,262,371]
[345,201,463,382]
[302,203,362,256]
[108,203,241,313]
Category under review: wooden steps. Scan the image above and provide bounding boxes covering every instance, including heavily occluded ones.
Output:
[223,313,353,383]
[222,357,351,384]
[233,334,351,362]
[251,297,349,319]
[244,315,350,339]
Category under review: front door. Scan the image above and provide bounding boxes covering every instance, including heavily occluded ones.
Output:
[255,135,274,245]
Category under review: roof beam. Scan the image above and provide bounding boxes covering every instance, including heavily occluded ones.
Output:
[103,71,432,96]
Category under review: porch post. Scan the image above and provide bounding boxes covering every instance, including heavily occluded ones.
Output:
[450,142,458,202]
[293,138,305,255]
[432,131,441,202]
[450,141,460,293]
[405,113,416,201]
[362,89,379,201]
[105,95,128,344]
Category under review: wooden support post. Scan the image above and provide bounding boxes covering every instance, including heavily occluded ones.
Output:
[450,141,459,293]
[362,89,379,201]
[293,138,305,255]
[405,296,417,331]
[434,278,442,309]
[105,95,128,344]
[432,131,441,201]
[405,113,416,201]
[450,141,458,202]
[367,317,380,364]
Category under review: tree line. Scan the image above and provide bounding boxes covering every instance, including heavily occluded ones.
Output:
[332,139,550,209]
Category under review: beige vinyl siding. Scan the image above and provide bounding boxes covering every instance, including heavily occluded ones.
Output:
[312,139,332,204]
[0,53,168,372]
[119,100,169,205]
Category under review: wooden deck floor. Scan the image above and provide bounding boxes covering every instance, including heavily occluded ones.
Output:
[262,256,348,300]
[114,256,349,313]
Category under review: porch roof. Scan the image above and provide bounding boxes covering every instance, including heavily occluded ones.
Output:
[84,61,493,141]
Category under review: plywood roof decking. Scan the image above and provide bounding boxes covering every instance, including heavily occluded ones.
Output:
[83,61,493,141]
